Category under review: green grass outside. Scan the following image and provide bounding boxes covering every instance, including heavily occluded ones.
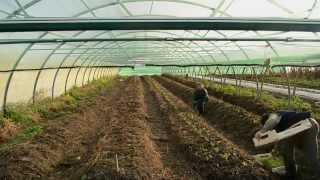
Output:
[200,79,313,112]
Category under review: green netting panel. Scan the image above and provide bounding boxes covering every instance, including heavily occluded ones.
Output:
[119,67,162,76]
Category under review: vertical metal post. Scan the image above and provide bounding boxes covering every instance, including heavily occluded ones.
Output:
[3,43,35,114]
[292,67,298,97]
[223,66,230,85]
[64,57,84,94]
[33,42,65,103]
[283,66,292,107]
[238,67,247,96]
[87,58,103,83]
[258,66,268,99]
[82,58,99,86]
[216,66,223,89]
[212,66,219,88]
[74,58,90,86]
[251,66,260,99]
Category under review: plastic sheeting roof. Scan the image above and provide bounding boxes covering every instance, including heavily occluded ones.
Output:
[1,0,320,68]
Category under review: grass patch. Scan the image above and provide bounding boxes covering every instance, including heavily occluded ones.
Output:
[261,157,284,170]
[255,154,284,170]
[204,80,312,111]
[0,125,43,151]
[172,75,319,120]
[5,104,35,127]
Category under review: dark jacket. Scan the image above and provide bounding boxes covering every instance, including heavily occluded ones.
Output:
[275,111,311,132]
[193,88,209,103]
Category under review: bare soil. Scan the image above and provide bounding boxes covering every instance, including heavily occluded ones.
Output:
[0,76,279,180]
[146,77,276,179]
[154,76,262,152]
[141,77,203,179]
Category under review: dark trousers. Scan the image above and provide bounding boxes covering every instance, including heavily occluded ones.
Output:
[278,119,320,179]
[194,101,205,114]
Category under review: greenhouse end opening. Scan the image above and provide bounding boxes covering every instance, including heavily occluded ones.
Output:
[1,0,320,179]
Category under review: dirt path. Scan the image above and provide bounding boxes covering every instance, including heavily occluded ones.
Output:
[86,77,173,179]
[47,79,126,180]
[141,77,202,179]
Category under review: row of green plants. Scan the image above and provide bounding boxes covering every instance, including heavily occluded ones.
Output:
[223,73,320,90]
[0,77,117,150]
[203,79,320,119]
[260,76,320,90]
[169,75,319,120]
[206,80,311,110]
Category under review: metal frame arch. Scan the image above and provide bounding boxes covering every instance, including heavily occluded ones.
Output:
[81,56,101,86]
[31,31,114,103]
[74,57,92,86]
[65,40,117,93]
[84,40,192,63]
[98,10,222,64]
[87,58,106,83]
[110,30,217,64]
[51,41,87,99]
[56,34,119,94]
[92,60,105,80]
[114,40,203,65]
[185,30,232,62]
[307,0,318,18]
[64,56,88,93]
[2,32,47,112]
[73,0,232,18]
[6,0,41,18]
[79,0,215,65]
[91,38,197,65]
[216,30,251,61]
[32,42,65,103]
[65,40,129,92]
[79,1,134,62]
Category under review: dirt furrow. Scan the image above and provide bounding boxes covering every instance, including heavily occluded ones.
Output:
[146,77,276,179]
[86,77,171,179]
[141,77,203,179]
[165,75,270,115]
[48,79,128,180]
[154,76,262,153]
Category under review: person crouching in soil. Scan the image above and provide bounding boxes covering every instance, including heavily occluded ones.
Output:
[255,111,320,180]
[193,83,209,115]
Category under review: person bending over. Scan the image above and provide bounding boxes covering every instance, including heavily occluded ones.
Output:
[255,111,320,179]
[193,83,209,114]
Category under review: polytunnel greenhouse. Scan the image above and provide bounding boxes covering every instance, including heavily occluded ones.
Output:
[1,0,320,179]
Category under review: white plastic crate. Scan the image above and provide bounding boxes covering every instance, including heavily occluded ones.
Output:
[253,119,313,148]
